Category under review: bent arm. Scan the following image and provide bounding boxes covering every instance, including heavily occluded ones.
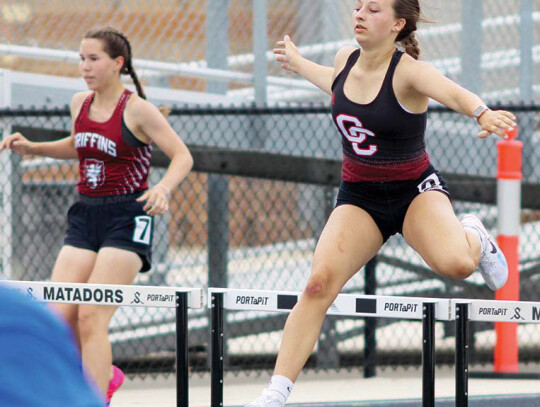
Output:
[131,101,193,215]
[20,92,87,159]
[0,132,77,159]
[135,101,193,188]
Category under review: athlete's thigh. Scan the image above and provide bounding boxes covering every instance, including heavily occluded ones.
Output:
[82,247,142,321]
[50,245,97,322]
[312,204,383,290]
[88,247,141,288]
[402,191,468,265]
[51,245,97,282]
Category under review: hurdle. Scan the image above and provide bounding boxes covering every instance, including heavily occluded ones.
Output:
[0,280,203,407]
[454,299,540,407]
[209,288,452,407]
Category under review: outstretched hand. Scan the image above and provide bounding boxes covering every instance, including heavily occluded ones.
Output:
[136,184,171,216]
[477,110,516,139]
[0,132,34,155]
[273,35,302,73]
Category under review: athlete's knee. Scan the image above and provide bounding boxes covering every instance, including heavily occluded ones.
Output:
[303,269,335,300]
[77,306,104,340]
[63,314,79,333]
[433,255,475,280]
[54,304,78,329]
[305,279,326,298]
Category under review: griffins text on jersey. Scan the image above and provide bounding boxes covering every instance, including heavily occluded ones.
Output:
[75,132,117,157]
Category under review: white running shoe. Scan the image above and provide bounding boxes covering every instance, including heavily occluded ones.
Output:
[460,214,508,290]
[244,390,285,407]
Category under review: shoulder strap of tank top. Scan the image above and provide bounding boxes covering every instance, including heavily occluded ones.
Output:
[113,89,133,120]
[75,93,95,124]
[380,49,403,92]
[331,48,361,92]
[118,89,133,111]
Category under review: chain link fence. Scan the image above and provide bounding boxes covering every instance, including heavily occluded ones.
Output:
[1,0,537,104]
[1,104,539,379]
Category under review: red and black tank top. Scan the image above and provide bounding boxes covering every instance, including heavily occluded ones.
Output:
[331,48,429,182]
[74,89,152,196]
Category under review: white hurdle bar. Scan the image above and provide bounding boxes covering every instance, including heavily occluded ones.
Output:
[454,299,540,407]
[209,288,452,407]
[1,280,204,407]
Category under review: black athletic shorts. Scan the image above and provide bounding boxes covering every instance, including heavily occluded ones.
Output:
[336,165,450,242]
[64,192,153,272]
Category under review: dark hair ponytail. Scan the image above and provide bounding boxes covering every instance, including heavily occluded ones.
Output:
[393,0,423,60]
[398,31,420,60]
[84,27,146,99]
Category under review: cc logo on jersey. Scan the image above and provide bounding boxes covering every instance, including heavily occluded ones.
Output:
[336,114,378,156]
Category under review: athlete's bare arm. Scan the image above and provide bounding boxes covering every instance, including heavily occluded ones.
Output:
[0,93,88,158]
[274,36,357,95]
[127,96,193,215]
[401,58,516,139]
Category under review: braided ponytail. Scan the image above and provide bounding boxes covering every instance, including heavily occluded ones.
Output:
[392,0,423,60]
[125,60,146,100]
[399,32,420,60]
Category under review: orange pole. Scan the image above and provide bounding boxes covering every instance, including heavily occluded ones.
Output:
[494,127,522,373]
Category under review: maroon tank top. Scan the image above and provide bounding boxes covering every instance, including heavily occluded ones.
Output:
[74,89,152,196]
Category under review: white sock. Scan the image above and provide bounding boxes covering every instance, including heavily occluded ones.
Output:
[267,375,294,404]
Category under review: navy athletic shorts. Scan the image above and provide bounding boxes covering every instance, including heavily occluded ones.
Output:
[336,164,450,242]
[64,192,153,272]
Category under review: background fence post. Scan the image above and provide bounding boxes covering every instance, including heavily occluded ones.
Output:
[519,0,534,102]
[206,0,231,374]
[0,70,13,280]
[461,0,483,95]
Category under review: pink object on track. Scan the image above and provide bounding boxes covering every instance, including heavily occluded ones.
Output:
[105,365,125,406]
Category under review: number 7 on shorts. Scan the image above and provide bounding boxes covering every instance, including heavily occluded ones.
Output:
[133,216,152,245]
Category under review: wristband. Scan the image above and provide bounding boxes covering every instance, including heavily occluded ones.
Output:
[473,105,489,122]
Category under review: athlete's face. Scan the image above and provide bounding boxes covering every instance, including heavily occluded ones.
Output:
[79,39,123,91]
[352,0,404,47]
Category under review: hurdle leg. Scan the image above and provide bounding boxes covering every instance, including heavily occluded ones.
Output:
[176,291,189,407]
[455,302,469,407]
[422,302,435,407]
[364,257,378,378]
[211,292,225,407]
